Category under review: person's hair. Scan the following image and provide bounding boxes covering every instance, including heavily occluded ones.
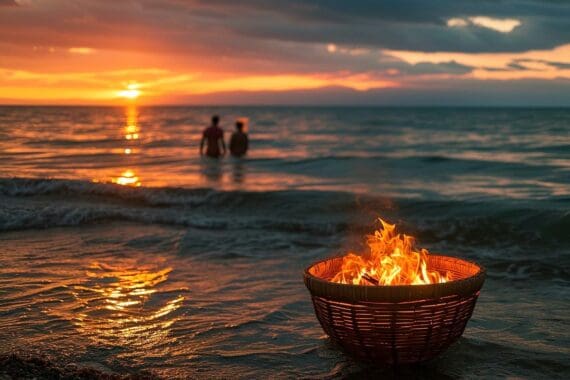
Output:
[236,121,244,131]
[212,115,220,125]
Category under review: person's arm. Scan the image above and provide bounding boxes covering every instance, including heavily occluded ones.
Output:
[200,134,205,155]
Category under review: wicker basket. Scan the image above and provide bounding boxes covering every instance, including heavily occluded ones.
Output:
[304,255,485,364]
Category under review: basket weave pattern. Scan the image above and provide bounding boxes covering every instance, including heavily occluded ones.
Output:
[304,255,485,364]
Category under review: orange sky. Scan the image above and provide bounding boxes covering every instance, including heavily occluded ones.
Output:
[0,0,569,105]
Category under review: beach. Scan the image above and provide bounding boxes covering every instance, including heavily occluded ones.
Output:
[0,106,569,378]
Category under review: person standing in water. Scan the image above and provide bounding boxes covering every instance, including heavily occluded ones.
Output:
[200,115,226,158]
[229,120,248,157]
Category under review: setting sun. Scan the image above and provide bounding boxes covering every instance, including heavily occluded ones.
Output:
[117,89,140,99]
[117,84,141,100]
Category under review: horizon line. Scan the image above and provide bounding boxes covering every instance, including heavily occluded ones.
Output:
[1,103,569,108]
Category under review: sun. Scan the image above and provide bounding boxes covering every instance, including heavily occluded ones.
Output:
[118,89,140,99]
[117,83,141,99]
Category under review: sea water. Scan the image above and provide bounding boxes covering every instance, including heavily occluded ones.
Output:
[0,106,568,378]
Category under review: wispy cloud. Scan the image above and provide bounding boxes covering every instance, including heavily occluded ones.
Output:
[447,18,469,28]
[469,16,521,33]
[385,44,570,80]
[447,16,521,33]
[68,47,96,55]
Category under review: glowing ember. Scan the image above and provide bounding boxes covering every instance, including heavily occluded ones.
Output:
[331,219,450,286]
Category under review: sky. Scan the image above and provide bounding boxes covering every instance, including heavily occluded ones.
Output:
[0,0,569,105]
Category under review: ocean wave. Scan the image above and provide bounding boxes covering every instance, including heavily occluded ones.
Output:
[260,153,564,173]
[0,178,216,207]
[0,178,568,248]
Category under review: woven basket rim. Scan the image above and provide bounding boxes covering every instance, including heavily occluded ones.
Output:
[304,254,486,303]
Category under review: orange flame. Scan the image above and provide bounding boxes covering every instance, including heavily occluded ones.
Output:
[331,219,450,286]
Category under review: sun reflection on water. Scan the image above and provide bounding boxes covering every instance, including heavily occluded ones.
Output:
[124,106,140,141]
[111,105,142,186]
[112,169,141,186]
[71,261,184,350]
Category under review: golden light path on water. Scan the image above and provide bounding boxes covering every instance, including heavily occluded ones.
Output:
[111,105,141,187]
[70,260,184,351]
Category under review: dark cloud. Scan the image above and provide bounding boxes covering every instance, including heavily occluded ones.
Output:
[0,1,477,77]
[506,58,570,71]
[542,61,570,69]
[508,61,531,70]
[404,61,472,75]
[1,0,569,55]
[0,0,17,6]
[190,0,570,52]
[192,0,566,24]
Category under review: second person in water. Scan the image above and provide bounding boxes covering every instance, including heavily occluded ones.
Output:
[200,115,248,158]
[229,121,248,157]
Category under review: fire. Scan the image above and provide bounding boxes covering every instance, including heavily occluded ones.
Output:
[331,219,450,286]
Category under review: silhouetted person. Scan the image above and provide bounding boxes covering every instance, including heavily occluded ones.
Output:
[200,115,226,158]
[229,121,248,157]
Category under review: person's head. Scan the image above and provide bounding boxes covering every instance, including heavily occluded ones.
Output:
[212,115,220,126]
[236,121,244,132]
